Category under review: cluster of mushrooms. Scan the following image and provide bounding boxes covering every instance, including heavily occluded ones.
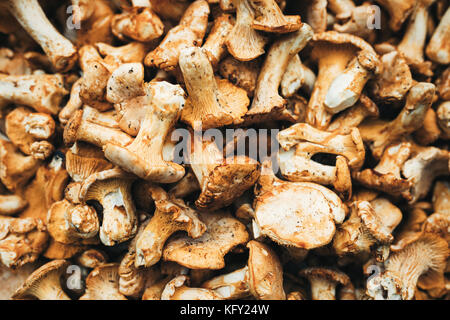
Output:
[0,0,449,301]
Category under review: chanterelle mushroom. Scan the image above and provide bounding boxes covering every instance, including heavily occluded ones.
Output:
[6,107,55,160]
[12,260,70,300]
[367,233,448,300]
[277,123,365,199]
[179,47,249,130]
[78,168,137,246]
[202,240,285,299]
[244,23,313,124]
[359,82,436,159]
[0,216,48,269]
[161,275,224,300]
[163,210,249,269]
[188,132,260,210]
[426,6,450,65]
[333,201,394,261]
[299,267,353,300]
[104,81,186,183]
[0,73,67,115]
[4,0,77,72]
[80,263,127,300]
[306,32,376,129]
[226,0,268,61]
[135,185,206,268]
[252,161,346,249]
[144,0,209,71]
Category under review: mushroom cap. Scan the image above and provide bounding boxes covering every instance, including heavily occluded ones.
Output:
[163,210,249,269]
[196,155,260,210]
[310,31,378,66]
[246,240,286,300]
[76,249,108,269]
[253,166,346,249]
[80,263,127,300]
[65,145,113,182]
[12,259,69,300]
[356,201,394,244]
[299,267,351,286]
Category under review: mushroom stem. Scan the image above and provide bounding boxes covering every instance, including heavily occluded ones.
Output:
[6,0,78,72]
[397,0,436,75]
[246,23,313,121]
[226,0,267,61]
[324,50,380,113]
[328,0,356,19]
[202,266,250,299]
[426,7,450,64]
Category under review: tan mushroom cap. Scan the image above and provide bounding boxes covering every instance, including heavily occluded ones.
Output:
[42,239,86,260]
[0,194,28,215]
[432,181,450,215]
[76,249,108,269]
[163,210,250,270]
[246,240,285,300]
[12,259,70,300]
[219,56,259,97]
[111,7,164,42]
[80,263,127,300]
[253,161,346,249]
[196,155,260,210]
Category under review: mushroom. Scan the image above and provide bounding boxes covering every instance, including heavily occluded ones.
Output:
[248,0,301,33]
[277,123,365,199]
[0,73,67,115]
[436,67,450,100]
[11,260,70,300]
[161,275,224,300]
[367,233,448,300]
[426,6,450,65]
[63,107,134,149]
[436,101,450,139]
[202,14,235,69]
[188,131,260,210]
[103,81,186,183]
[298,267,353,300]
[58,78,83,126]
[391,203,429,252]
[111,6,164,42]
[333,201,394,261]
[0,194,28,216]
[432,181,450,215]
[244,23,313,124]
[324,45,381,114]
[327,94,379,133]
[333,2,378,42]
[78,168,137,246]
[79,263,127,300]
[328,0,356,20]
[397,0,437,76]
[353,142,413,196]
[226,0,268,61]
[374,0,415,32]
[163,210,249,269]
[252,161,346,249]
[168,168,201,199]
[202,240,285,299]
[148,0,190,21]
[46,199,99,244]
[6,107,55,160]
[358,82,436,159]
[76,249,108,269]
[179,47,249,130]
[144,0,209,71]
[401,144,450,203]
[369,51,413,103]
[96,41,150,65]
[4,0,77,72]
[135,185,207,268]
[0,216,48,269]
[306,32,377,129]
[0,139,41,192]
[305,0,327,33]
[414,108,442,145]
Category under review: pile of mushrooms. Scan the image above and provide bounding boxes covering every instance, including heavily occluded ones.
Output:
[0,0,448,300]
